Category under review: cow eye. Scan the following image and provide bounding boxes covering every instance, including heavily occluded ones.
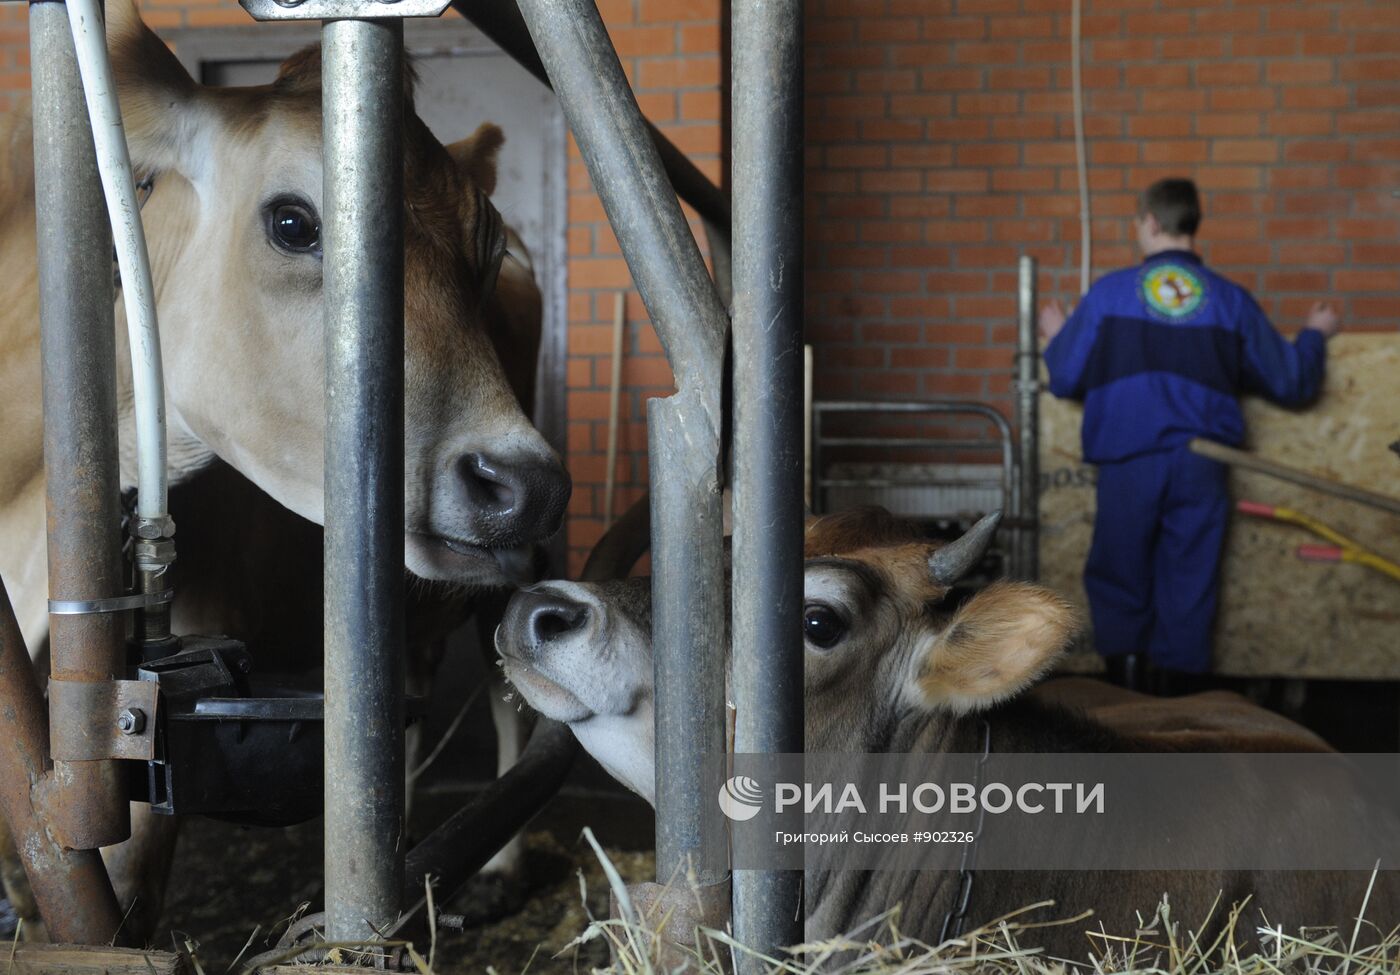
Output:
[804,604,847,650]
[267,199,321,256]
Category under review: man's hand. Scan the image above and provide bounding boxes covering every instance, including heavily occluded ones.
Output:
[1039,298,1069,343]
[1305,300,1342,338]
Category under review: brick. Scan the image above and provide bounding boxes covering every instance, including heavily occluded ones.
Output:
[638,0,713,22]
[1211,139,1278,164]
[1195,62,1260,86]
[1128,114,1194,138]
[1334,270,1400,292]
[1142,139,1209,164]
[1266,60,1334,86]
[1208,88,1276,112]
[1195,113,1262,137]
[1125,64,1191,88]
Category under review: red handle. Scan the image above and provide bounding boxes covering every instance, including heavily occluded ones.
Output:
[1236,500,1276,518]
[1297,544,1342,563]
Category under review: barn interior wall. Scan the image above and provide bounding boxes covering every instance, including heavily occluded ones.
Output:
[0,0,1396,576]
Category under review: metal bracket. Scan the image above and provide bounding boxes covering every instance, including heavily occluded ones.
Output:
[48,589,174,616]
[239,0,450,22]
[49,678,160,762]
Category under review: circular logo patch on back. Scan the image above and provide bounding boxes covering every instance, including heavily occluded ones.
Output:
[1141,263,1207,320]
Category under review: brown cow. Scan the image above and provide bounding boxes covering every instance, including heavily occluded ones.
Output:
[0,1,565,937]
[495,507,1398,954]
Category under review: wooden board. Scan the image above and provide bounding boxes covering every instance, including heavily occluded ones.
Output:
[1039,333,1400,679]
[2,944,186,975]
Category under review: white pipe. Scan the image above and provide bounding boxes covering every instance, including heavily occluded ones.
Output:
[65,0,168,522]
[1071,0,1092,296]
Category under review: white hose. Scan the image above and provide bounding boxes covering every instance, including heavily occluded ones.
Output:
[1071,0,1092,296]
[65,0,168,523]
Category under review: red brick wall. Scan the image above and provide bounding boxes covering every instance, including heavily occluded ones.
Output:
[561,0,722,575]
[805,0,1400,419]
[3,0,1396,575]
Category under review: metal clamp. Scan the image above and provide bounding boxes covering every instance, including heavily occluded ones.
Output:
[239,0,450,21]
[49,678,160,762]
[48,589,174,616]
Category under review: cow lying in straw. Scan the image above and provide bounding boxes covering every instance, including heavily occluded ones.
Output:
[496,507,1397,953]
[0,0,565,937]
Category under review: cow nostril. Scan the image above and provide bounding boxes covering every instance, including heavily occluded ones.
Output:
[457,453,518,512]
[530,602,588,644]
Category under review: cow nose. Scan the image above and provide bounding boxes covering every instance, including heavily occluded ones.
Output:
[502,586,593,658]
[529,597,588,645]
[454,452,571,545]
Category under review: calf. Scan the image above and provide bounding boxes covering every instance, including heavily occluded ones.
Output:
[497,507,1397,953]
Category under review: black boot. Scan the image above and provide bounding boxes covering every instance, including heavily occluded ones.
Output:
[1104,653,1146,692]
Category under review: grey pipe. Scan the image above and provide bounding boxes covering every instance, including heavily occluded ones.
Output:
[30,0,130,853]
[730,0,805,964]
[1015,256,1040,581]
[513,0,729,891]
[321,17,407,943]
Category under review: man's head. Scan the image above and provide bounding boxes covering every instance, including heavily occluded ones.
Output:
[1134,178,1201,255]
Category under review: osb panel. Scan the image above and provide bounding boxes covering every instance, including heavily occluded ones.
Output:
[1039,334,1400,679]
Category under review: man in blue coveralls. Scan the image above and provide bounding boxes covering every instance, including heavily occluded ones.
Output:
[1039,178,1341,694]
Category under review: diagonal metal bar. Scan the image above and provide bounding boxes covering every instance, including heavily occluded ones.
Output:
[513,0,730,892]
[450,0,731,245]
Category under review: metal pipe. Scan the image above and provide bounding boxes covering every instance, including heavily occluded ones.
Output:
[1015,256,1040,581]
[401,719,573,910]
[30,0,130,852]
[0,574,123,944]
[447,0,732,247]
[730,0,804,963]
[513,0,730,891]
[321,17,407,943]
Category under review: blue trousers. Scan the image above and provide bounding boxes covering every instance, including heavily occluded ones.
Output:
[1084,447,1229,673]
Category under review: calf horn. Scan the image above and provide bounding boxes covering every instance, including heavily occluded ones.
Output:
[928,510,1003,586]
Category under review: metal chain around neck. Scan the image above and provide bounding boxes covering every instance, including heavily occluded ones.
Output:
[939,718,992,944]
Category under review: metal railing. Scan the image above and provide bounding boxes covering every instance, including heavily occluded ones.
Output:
[811,399,1022,575]
[16,0,806,958]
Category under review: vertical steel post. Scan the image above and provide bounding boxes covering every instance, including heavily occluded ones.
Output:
[0,576,123,943]
[731,0,805,963]
[513,0,730,892]
[321,17,406,942]
[30,0,130,853]
[1015,255,1040,581]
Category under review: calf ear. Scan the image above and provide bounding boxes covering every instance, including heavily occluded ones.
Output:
[105,0,210,179]
[447,123,505,196]
[912,582,1078,715]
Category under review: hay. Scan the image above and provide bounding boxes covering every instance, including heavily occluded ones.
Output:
[553,830,1400,975]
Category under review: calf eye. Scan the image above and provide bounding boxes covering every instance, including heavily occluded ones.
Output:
[804,604,847,649]
[266,199,321,256]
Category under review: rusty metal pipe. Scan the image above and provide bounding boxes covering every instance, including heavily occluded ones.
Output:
[31,0,130,852]
[0,575,123,943]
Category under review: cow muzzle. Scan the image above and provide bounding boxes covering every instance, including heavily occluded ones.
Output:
[497,582,641,723]
[451,451,571,547]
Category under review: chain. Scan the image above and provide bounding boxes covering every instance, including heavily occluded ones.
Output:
[938,718,992,944]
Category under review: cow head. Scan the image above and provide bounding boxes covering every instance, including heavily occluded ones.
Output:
[497,508,1080,803]
[106,0,569,586]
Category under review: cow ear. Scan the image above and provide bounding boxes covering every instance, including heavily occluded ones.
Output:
[910,582,1078,715]
[105,0,211,179]
[447,123,505,196]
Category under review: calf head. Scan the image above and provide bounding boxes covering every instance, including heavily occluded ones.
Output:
[498,508,1079,803]
[105,0,569,586]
